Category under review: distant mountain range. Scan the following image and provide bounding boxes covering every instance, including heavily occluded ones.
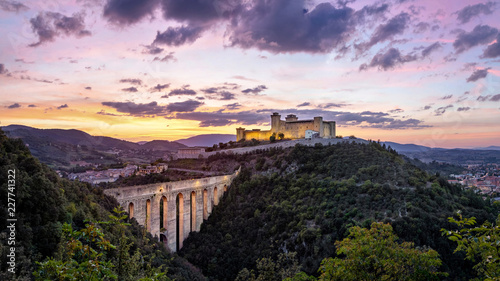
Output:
[1,125,186,169]
[174,134,236,147]
[3,125,186,151]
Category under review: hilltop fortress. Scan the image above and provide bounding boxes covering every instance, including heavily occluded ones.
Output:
[236,112,336,141]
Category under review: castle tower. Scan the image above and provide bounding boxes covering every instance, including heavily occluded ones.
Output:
[314,116,324,137]
[271,112,281,133]
[285,114,298,122]
[236,127,245,141]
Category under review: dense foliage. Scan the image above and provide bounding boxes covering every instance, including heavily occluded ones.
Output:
[180,142,498,281]
[0,129,204,280]
[442,213,500,280]
[314,222,445,280]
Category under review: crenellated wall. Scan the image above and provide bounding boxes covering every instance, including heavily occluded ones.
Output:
[104,168,240,252]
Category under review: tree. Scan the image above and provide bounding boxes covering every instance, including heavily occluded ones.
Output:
[278,133,284,140]
[318,222,445,281]
[33,222,117,280]
[236,252,301,281]
[270,133,276,143]
[441,212,500,280]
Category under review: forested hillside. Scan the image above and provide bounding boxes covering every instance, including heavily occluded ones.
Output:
[180,142,498,281]
[0,129,204,280]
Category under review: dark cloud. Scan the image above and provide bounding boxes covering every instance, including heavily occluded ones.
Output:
[222,82,240,90]
[152,52,176,62]
[0,63,8,75]
[421,42,442,57]
[388,108,404,113]
[85,86,92,90]
[14,58,34,64]
[477,95,491,102]
[103,0,160,26]
[359,48,417,71]
[477,94,500,102]
[491,94,500,102]
[319,103,347,109]
[434,105,453,116]
[217,91,235,100]
[357,3,389,17]
[29,12,91,47]
[34,78,53,83]
[7,103,21,109]
[199,119,233,127]
[166,99,203,112]
[159,0,222,25]
[456,2,495,24]
[482,34,500,58]
[440,94,453,100]
[28,104,36,107]
[102,101,167,116]
[466,68,490,82]
[457,107,471,111]
[0,0,29,13]
[174,110,268,127]
[122,87,138,92]
[225,103,241,110]
[153,25,204,46]
[57,104,68,110]
[358,13,410,52]
[96,110,122,116]
[242,85,267,95]
[297,102,311,107]
[201,87,219,94]
[164,86,196,97]
[362,118,428,129]
[414,22,430,33]
[421,105,432,110]
[142,44,164,55]
[453,25,498,54]
[227,1,356,53]
[119,78,142,85]
[149,83,170,92]
[201,87,235,100]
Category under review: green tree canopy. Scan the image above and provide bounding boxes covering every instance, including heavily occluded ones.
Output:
[318,222,445,281]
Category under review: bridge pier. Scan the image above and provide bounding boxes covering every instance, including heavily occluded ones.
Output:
[104,169,239,252]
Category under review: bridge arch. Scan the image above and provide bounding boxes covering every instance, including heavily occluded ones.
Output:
[128,202,134,218]
[190,191,196,232]
[176,193,184,251]
[146,199,151,232]
[160,196,167,230]
[214,186,219,206]
[203,189,208,220]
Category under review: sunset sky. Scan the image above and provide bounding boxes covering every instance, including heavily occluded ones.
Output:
[1,0,500,148]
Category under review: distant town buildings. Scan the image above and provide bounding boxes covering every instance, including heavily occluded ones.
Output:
[137,164,168,175]
[448,163,500,195]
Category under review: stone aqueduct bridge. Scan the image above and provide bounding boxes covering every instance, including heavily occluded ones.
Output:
[104,168,240,252]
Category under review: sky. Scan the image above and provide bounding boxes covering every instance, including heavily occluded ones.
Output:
[0,0,500,148]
